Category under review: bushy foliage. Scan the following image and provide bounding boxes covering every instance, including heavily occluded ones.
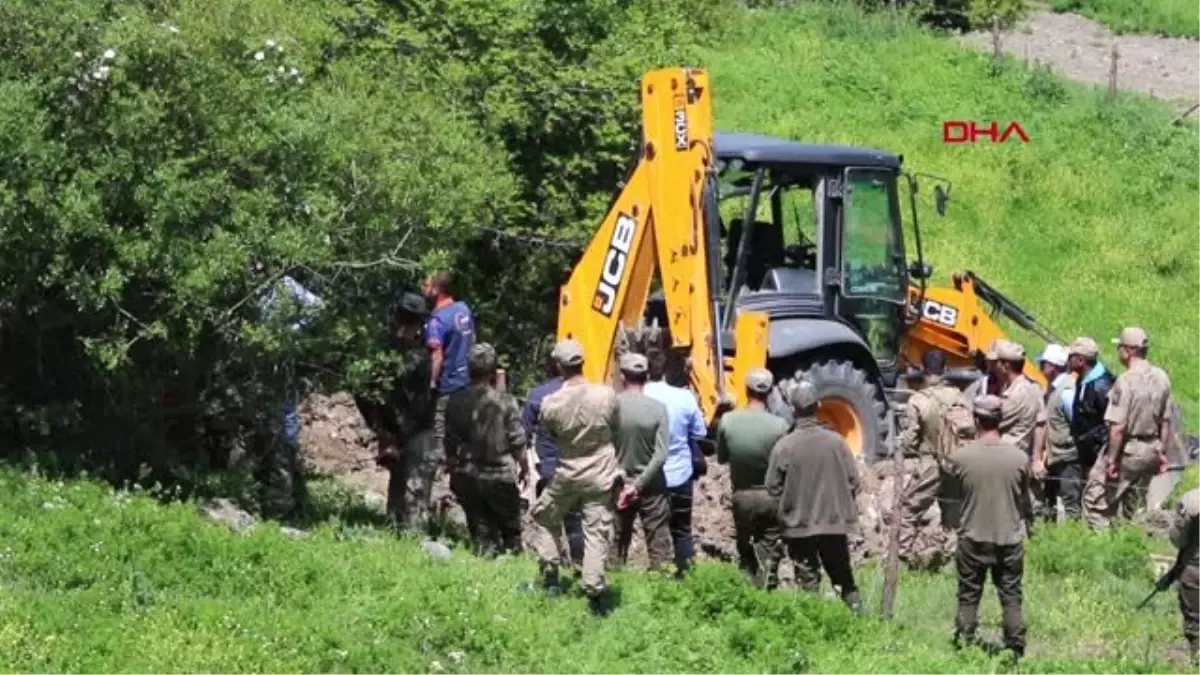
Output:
[0,0,730,494]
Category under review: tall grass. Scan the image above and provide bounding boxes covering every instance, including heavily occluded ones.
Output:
[703,3,1199,423]
[0,468,1190,673]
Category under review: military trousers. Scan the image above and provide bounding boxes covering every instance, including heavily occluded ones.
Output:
[955,537,1026,653]
[531,473,617,596]
[897,456,942,565]
[387,429,439,532]
[612,486,672,570]
[536,477,585,568]
[450,472,522,557]
[786,534,858,602]
[1083,440,1160,529]
[731,488,783,589]
[1180,562,1199,657]
[1042,460,1083,522]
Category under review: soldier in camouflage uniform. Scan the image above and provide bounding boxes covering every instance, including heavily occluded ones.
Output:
[353,292,438,531]
[897,349,971,568]
[529,339,622,616]
[1083,327,1173,526]
[994,340,1047,531]
[444,342,530,557]
[1169,487,1199,663]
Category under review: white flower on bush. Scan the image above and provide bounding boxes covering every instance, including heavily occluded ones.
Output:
[93,65,110,81]
[73,50,83,59]
[253,51,265,61]
[102,48,116,60]
[265,39,277,49]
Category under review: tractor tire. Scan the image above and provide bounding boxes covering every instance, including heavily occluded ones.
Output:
[770,359,888,461]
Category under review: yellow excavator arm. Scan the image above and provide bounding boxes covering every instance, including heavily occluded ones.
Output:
[555,68,768,423]
[905,272,1054,389]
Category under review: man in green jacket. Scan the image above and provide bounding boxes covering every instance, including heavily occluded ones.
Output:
[716,367,790,589]
[611,352,673,570]
[765,380,862,612]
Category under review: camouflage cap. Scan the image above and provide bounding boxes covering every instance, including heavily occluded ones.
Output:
[552,339,585,367]
[1067,336,1099,358]
[972,394,1003,419]
[744,368,774,394]
[1112,326,1148,348]
[619,352,648,375]
[468,342,498,373]
[995,339,1025,362]
[984,339,1001,361]
[789,379,819,411]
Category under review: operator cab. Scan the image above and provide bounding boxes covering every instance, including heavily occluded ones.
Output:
[709,131,923,373]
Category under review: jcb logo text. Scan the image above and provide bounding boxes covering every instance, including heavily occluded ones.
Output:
[593,213,638,316]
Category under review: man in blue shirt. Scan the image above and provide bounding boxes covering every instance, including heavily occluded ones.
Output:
[521,352,585,568]
[422,270,476,468]
[645,347,708,576]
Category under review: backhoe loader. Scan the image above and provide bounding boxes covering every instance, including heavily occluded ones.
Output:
[556,67,1059,460]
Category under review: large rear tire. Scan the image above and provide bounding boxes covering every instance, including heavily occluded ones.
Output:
[769,359,888,461]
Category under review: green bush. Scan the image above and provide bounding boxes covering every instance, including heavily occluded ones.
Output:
[1027,520,1154,581]
[0,0,730,496]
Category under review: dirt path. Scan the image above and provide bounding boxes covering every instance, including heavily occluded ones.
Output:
[960,10,1199,103]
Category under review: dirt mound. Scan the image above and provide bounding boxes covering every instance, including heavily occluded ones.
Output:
[299,393,955,568]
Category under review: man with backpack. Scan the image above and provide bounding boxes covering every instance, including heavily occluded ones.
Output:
[897,350,974,568]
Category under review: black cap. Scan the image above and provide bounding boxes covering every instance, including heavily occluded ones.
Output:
[391,291,427,318]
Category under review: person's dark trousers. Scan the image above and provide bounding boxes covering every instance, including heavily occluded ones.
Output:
[786,535,859,605]
[473,477,523,557]
[613,487,673,570]
[535,476,584,567]
[954,537,1026,656]
[1043,460,1083,521]
[667,480,695,575]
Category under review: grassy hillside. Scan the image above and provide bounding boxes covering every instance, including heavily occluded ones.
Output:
[702,4,1199,422]
[0,468,1190,673]
[1050,0,1200,38]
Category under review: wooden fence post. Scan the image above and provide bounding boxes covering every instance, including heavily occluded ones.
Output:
[880,409,904,620]
[1107,41,1119,103]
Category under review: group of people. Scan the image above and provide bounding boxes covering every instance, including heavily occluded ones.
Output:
[894,330,1195,660]
[346,273,1195,659]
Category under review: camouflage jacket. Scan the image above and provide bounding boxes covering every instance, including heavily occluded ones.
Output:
[355,346,435,445]
[445,383,527,482]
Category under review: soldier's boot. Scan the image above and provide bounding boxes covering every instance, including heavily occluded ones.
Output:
[841,590,864,615]
[952,631,978,651]
[586,584,614,618]
[516,562,564,597]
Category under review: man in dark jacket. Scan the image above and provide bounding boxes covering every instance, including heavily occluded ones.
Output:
[1068,337,1116,471]
[353,292,438,531]
[765,380,862,613]
[1068,337,1118,529]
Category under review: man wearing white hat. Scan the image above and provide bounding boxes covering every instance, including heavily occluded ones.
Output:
[1037,344,1080,521]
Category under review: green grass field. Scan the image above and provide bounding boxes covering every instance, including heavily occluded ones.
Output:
[703,3,1199,423]
[1049,0,1200,38]
[0,468,1192,673]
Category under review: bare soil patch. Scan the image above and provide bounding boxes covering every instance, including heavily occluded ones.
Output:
[960,10,1199,103]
